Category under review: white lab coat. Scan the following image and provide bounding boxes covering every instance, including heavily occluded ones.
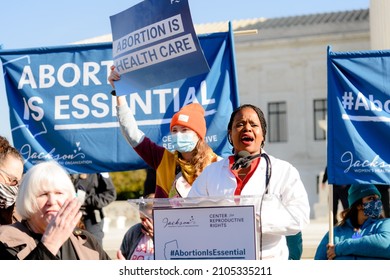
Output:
[188,153,310,260]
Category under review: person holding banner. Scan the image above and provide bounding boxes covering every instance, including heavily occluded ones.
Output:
[188,104,310,260]
[0,161,110,260]
[0,136,24,226]
[108,67,220,199]
[314,184,390,260]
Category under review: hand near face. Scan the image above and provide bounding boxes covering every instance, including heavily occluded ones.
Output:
[140,216,154,238]
[41,198,82,256]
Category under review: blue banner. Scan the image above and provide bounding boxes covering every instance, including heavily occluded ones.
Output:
[0,27,239,174]
[327,46,390,185]
[110,0,209,93]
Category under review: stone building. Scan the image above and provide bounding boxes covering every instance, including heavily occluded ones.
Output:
[232,9,370,218]
[81,9,371,219]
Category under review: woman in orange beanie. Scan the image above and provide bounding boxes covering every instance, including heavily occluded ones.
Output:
[108,66,220,199]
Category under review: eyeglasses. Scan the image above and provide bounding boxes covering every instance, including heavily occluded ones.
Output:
[0,168,19,187]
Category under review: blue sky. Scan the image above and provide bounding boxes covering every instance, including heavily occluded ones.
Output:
[1,0,369,50]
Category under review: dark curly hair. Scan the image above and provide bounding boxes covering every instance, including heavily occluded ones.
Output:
[227,104,267,151]
[0,136,23,166]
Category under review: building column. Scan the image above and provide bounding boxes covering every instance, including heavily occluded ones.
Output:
[370,0,390,49]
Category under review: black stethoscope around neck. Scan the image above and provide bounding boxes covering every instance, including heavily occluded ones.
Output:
[231,152,272,192]
[231,151,273,259]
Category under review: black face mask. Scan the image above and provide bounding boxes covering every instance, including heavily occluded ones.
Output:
[0,182,18,209]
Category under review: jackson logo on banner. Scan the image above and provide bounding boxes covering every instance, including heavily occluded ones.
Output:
[110,0,210,94]
[327,46,390,185]
[0,26,239,174]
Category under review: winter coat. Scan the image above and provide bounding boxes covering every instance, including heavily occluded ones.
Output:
[0,221,110,260]
[314,217,390,260]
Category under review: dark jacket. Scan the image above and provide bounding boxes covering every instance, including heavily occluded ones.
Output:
[0,204,17,225]
[119,223,144,260]
[73,173,116,224]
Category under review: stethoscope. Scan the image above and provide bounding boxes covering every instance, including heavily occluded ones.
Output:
[231,152,272,192]
[231,151,272,259]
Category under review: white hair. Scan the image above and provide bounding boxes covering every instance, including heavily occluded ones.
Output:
[16,160,75,220]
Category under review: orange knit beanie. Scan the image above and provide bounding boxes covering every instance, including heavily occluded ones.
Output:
[170,103,206,139]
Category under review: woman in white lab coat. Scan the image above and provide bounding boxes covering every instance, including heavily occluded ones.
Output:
[188,104,310,260]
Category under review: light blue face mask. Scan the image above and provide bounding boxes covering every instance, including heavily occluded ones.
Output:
[171,131,199,153]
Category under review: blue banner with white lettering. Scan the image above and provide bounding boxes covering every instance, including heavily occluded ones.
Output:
[327,46,390,185]
[110,0,209,93]
[0,27,239,173]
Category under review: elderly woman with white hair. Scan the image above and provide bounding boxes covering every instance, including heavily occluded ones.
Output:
[0,160,110,260]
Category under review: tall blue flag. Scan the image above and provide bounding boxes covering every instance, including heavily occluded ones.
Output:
[0,27,239,173]
[327,46,390,185]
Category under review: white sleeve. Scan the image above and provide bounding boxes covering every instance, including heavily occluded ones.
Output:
[260,163,310,235]
[116,104,145,147]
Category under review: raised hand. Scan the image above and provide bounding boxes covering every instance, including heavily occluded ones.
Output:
[41,198,82,255]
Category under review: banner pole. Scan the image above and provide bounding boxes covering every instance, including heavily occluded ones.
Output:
[233,29,258,36]
[228,21,240,105]
[328,184,334,245]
